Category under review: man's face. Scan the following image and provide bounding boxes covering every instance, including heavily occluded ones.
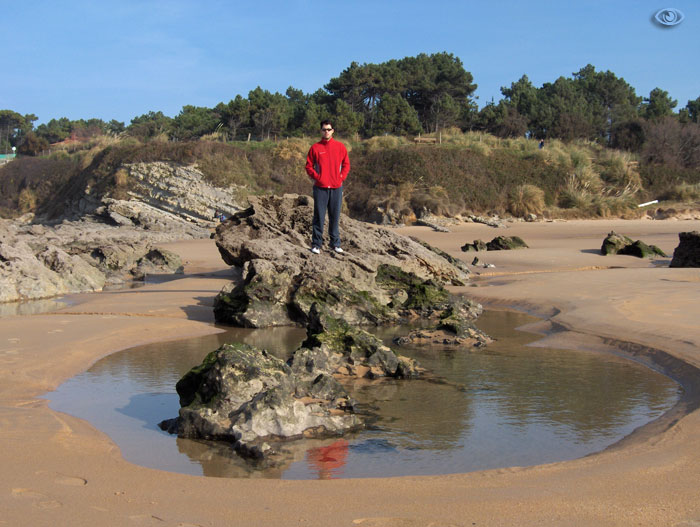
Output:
[321,124,334,140]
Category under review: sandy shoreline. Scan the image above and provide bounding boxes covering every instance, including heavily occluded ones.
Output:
[1,219,699,526]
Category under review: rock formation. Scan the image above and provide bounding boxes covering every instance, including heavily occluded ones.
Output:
[162,304,422,464]
[1,161,246,303]
[41,161,242,227]
[393,298,492,347]
[670,231,700,267]
[213,194,470,328]
[461,236,528,252]
[601,231,667,258]
[0,215,184,303]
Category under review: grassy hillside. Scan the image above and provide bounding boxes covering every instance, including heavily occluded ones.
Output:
[1,130,699,221]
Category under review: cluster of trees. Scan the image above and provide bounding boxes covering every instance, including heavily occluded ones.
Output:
[0,110,125,155]
[127,52,476,142]
[480,65,698,145]
[1,111,37,154]
[2,53,699,166]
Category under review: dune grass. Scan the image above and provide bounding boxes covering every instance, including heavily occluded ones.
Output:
[3,128,698,221]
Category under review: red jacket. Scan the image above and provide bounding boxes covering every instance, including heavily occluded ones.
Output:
[305,138,350,188]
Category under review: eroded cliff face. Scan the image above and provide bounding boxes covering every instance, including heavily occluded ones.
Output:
[40,161,244,227]
[102,162,243,227]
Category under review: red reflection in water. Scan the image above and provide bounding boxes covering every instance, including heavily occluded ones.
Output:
[306,439,349,479]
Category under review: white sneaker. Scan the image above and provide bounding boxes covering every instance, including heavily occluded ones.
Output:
[311,246,320,254]
[333,247,344,254]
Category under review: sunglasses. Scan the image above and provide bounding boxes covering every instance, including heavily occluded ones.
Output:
[321,128,333,132]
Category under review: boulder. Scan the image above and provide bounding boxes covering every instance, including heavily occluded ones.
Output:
[394,299,492,348]
[601,231,634,255]
[162,302,428,464]
[670,231,700,267]
[461,239,488,252]
[415,218,450,232]
[461,236,528,252]
[1,160,247,303]
[37,247,106,292]
[486,236,529,250]
[213,194,469,328]
[619,240,666,259]
[167,341,361,463]
[601,231,667,258]
[96,198,208,238]
[293,303,424,380]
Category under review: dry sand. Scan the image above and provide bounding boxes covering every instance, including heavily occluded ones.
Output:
[1,220,699,527]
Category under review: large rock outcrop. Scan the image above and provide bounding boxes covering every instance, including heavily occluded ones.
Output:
[0,216,184,303]
[1,161,247,303]
[213,194,470,328]
[670,231,700,267]
[41,161,243,227]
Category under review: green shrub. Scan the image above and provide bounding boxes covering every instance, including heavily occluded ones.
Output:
[661,182,700,201]
[558,175,594,209]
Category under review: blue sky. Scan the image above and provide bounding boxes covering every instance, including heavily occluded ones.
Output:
[2,0,698,125]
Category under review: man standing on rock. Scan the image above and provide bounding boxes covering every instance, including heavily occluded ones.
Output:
[305,119,350,254]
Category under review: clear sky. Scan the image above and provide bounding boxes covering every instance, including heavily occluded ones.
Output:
[2,0,698,125]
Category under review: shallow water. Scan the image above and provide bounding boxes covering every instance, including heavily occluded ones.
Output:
[47,310,680,479]
[0,281,145,318]
[0,296,73,317]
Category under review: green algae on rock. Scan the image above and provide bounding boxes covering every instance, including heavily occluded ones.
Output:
[601,231,667,258]
[460,236,528,252]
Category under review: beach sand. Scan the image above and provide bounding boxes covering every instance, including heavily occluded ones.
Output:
[1,219,699,526]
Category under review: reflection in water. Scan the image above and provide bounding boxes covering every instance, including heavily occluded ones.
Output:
[306,439,349,479]
[0,296,73,317]
[47,311,680,479]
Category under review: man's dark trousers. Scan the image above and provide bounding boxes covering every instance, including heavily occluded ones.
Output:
[312,185,343,249]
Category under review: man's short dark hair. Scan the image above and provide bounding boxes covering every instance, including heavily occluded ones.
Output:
[320,119,333,129]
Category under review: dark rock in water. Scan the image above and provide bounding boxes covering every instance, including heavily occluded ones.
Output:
[170,341,362,463]
[213,194,469,328]
[670,231,700,267]
[601,231,666,258]
[162,303,425,463]
[394,299,492,348]
[486,236,529,251]
[294,303,424,379]
[375,264,450,316]
[461,239,488,252]
[394,327,491,347]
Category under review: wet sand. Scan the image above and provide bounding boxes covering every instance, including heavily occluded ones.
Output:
[1,220,699,526]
